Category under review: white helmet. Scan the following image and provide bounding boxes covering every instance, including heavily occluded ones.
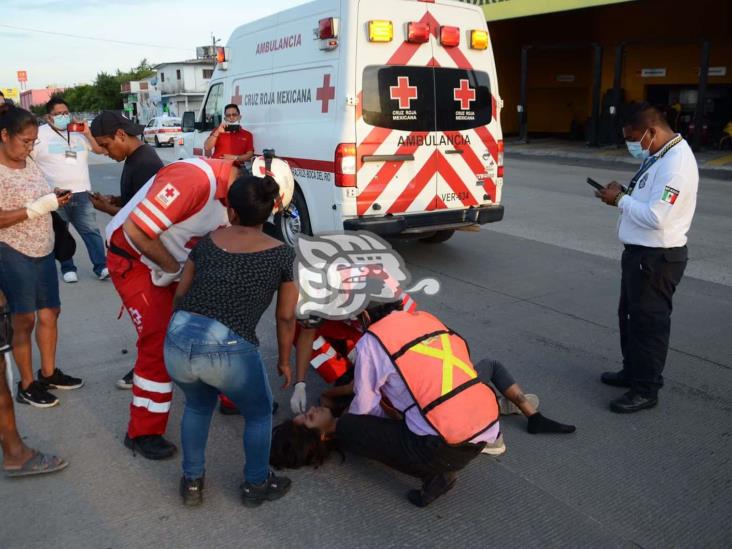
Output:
[251,151,294,215]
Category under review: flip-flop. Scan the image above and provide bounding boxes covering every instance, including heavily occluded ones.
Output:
[4,450,68,478]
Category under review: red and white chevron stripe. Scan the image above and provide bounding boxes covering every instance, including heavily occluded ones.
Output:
[355,10,502,218]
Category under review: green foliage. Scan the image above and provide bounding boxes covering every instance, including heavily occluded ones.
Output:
[58,59,156,112]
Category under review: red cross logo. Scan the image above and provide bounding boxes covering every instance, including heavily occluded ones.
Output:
[231,85,242,106]
[165,187,176,198]
[316,74,336,113]
[453,79,476,110]
[390,76,418,110]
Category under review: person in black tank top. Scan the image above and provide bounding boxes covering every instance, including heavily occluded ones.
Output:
[165,173,298,507]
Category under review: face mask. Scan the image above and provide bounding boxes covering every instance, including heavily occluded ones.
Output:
[626,129,651,160]
[53,114,71,131]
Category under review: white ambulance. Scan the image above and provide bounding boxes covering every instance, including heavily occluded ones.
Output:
[179,0,504,245]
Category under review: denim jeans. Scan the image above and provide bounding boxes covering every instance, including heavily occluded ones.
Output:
[164,311,273,483]
[55,192,107,275]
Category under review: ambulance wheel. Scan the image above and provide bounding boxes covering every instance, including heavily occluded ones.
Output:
[419,230,455,244]
[275,188,311,246]
[154,136,161,148]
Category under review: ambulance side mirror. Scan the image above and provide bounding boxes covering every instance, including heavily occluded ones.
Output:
[181,111,196,133]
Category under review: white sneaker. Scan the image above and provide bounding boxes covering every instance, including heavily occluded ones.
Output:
[498,394,539,415]
[62,272,79,283]
[98,268,110,281]
[481,434,506,456]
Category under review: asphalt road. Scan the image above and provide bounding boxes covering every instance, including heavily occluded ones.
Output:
[2,154,730,549]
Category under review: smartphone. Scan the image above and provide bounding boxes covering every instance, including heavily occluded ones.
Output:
[55,189,72,198]
[67,122,85,132]
[586,177,604,191]
[225,124,241,133]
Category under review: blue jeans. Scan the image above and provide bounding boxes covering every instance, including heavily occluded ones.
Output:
[164,311,273,483]
[56,192,106,275]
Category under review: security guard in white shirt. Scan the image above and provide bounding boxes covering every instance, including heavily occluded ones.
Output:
[596,102,698,414]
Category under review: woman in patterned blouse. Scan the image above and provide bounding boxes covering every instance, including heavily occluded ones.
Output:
[0,105,83,410]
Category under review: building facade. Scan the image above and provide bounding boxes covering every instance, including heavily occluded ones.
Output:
[19,87,65,110]
[469,0,731,148]
[154,60,215,117]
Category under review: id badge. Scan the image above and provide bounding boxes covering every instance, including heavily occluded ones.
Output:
[65,150,77,163]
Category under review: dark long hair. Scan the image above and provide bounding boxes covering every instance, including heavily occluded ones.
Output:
[0,104,38,138]
[270,420,340,469]
[227,174,279,226]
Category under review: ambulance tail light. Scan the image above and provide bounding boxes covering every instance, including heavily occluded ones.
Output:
[368,20,393,43]
[335,143,357,188]
[497,140,504,178]
[470,30,489,50]
[440,26,460,48]
[406,22,430,44]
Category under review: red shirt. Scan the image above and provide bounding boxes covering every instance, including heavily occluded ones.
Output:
[212,128,254,159]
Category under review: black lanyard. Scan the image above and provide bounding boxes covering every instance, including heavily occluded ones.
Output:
[50,126,71,148]
[627,135,683,196]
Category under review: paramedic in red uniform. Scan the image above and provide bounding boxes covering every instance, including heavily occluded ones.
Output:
[105,157,239,459]
[204,104,254,167]
[272,300,501,507]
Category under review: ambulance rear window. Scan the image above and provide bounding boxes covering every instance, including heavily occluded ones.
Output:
[362,66,435,132]
[362,66,491,132]
[435,68,492,131]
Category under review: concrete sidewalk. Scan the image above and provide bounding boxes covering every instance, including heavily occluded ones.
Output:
[505,138,732,179]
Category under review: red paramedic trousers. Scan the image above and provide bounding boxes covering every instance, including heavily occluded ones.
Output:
[108,230,176,438]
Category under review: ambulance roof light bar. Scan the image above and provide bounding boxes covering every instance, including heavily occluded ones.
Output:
[470,30,489,50]
[440,26,460,48]
[215,47,230,70]
[368,20,393,43]
[406,22,430,44]
[318,17,339,40]
[316,17,340,51]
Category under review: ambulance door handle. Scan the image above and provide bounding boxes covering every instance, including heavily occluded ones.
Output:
[362,154,415,163]
[445,149,464,155]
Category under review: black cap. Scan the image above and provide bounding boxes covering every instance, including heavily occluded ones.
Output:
[90,110,144,137]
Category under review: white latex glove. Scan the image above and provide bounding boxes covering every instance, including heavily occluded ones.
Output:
[290,382,307,414]
[151,266,183,287]
[26,193,59,219]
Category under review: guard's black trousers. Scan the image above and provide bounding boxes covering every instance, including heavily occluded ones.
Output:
[619,245,687,397]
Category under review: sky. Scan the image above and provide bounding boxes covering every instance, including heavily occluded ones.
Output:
[0,0,310,90]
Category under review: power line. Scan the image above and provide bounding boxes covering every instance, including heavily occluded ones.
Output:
[0,24,191,51]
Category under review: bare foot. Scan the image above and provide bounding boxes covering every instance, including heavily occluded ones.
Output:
[2,446,36,470]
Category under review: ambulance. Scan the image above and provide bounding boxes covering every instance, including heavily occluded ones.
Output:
[179,0,504,245]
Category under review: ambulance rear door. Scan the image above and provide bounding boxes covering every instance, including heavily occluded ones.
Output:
[354,0,438,219]
[428,2,501,211]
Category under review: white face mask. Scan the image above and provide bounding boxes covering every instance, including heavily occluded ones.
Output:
[626,129,653,160]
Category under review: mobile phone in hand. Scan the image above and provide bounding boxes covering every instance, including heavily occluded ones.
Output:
[586,177,604,191]
[55,189,72,197]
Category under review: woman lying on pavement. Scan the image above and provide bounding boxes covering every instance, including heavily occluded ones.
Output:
[272,300,508,507]
[289,305,576,455]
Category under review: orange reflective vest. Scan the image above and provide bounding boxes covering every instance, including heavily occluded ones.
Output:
[368,310,499,445]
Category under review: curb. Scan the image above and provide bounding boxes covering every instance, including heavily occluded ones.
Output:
[505,151,732,181]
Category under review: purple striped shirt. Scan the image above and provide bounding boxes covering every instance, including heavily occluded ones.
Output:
[348,333,500,444]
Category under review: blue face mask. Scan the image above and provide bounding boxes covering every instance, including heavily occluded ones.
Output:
[52,114,71,131]
[626,129,652,160]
